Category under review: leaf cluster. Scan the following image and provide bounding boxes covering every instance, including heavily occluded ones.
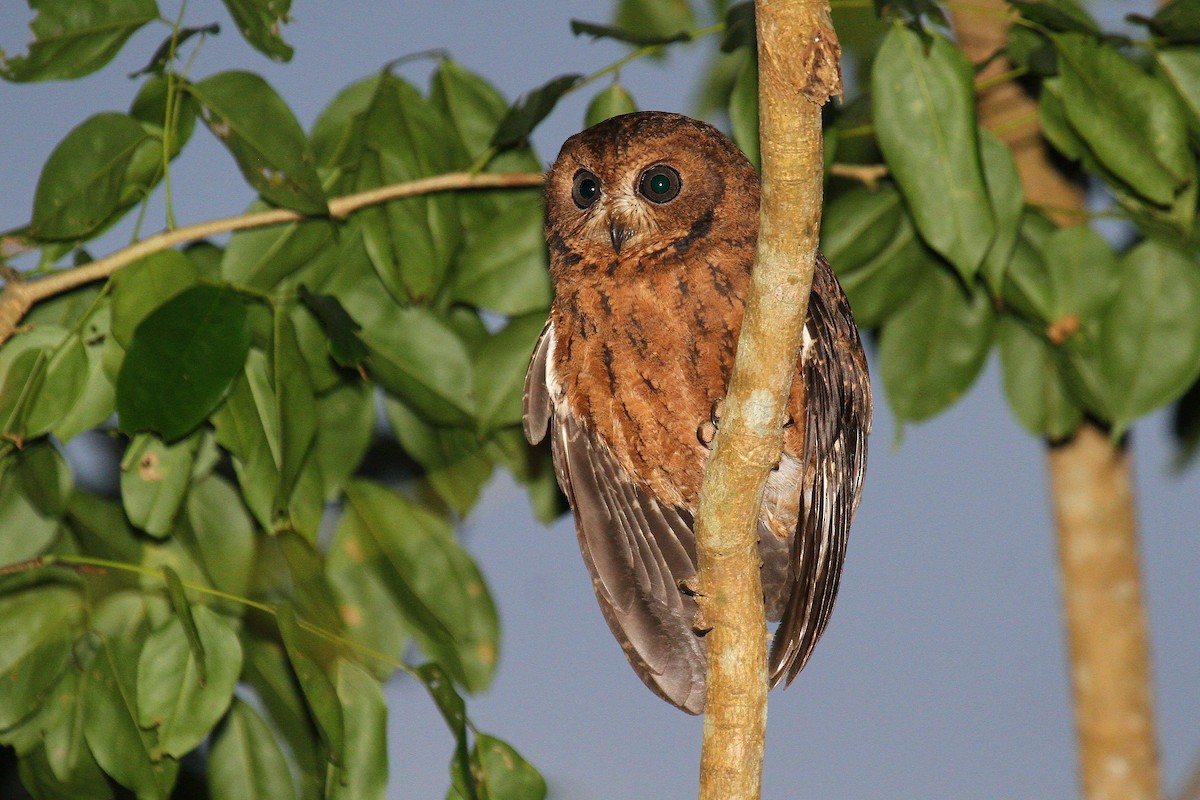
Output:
[0,2,568,797]
[715,0,1200,444]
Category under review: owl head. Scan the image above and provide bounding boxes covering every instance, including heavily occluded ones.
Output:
[544,112,759,270]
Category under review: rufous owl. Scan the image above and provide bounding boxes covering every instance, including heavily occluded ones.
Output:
[524,111,872,714]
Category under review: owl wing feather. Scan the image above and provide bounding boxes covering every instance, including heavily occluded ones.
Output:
[524,323,708,714]
[769,256,872,687]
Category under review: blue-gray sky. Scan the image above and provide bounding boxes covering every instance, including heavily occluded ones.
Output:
[2,2,1196,798]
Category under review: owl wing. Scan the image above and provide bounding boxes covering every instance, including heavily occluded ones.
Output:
[769,255,872,688]
[523,322,708,714]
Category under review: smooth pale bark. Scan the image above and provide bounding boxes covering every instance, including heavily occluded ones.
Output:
[694,1,839,798]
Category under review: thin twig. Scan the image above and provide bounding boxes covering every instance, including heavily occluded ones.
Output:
[0,170,544,346]
[829,162,889,188]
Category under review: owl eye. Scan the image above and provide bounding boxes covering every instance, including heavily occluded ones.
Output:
[638,165,681,203]
[572,170,600,208]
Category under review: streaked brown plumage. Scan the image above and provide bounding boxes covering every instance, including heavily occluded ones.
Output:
[523,111,871,714]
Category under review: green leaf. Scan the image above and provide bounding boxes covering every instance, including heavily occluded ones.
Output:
[1006,24,1057,77]
[1100,240,1200,433]
[472,734,547,800]
[327,510,410,675]
[137,607,243,758]
[298,285,368,369]
[1042,224,1119,322]
[0,586,80,730]
[160,570,206,675]
[0,442,71,564]
[824,186,930,327]
[291,303,344,393]
[823,186,903,271]
[219,0,294,62]
[880,265,995,422]
[53,316,116,442]
[211,350,324,538]
[584,82,638,127]
[384,397,493,515]
[276,604,345,764]
[314,380,375,501]
[110,250,201,347]
[978,129,1025,295]
[128,23,220,80]
[414,663,476,800]
[1138,0,1200,40]
[871,26,996,279]
[117,284,251,441]
[728,51,759,169]
[475,314,547,433]
[29,113,152,240]
[343,480,500,691]
[1053,33,1194,206]
[221,208,338,291]
[721,2,756,52]
[85,637,180,800]
[184,474,256,597]
[190,70,327,214]
[18,741,113,800]
[490,74,583,150]
[998,316,1082,439]
[1156,46,1200,147]
[311,74,381,172]
[1001,213,1057,323]
[569,19,691,46]
[0,0,159,82]
[210,354,271,529]
[1038,78,1083,160]
[1010,0,1101,35]
[428,60,542,234]
[356,75,465,302]
[362,306,475,425]
[452,196,551,315]
[614,0,695,41]
[120,432,202,537]
[431,60,510,156]
[271,308,317,513]
[242,640,324,792]
[207,699,298,800]
[0,325,89,439]
[327,660,388,800]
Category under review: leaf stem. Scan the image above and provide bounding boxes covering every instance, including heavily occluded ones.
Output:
[576,22,725,92]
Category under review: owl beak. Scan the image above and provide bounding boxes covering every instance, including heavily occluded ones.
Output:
[608,220,634,254]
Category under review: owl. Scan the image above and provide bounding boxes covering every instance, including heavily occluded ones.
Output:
[523,111,872,714]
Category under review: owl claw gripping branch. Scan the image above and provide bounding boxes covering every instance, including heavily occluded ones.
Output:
[523,112,872,714]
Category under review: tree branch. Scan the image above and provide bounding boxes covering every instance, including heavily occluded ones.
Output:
[0,171,545,346]
[695,1,839,798]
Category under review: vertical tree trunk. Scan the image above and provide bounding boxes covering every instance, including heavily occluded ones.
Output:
[694,1,839,798]
[951,5,1162,800]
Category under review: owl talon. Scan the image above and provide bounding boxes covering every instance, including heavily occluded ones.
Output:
[677,577,703,598]
[697,398,725,449]
[783,414,795,429]
[710,398,725,428]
